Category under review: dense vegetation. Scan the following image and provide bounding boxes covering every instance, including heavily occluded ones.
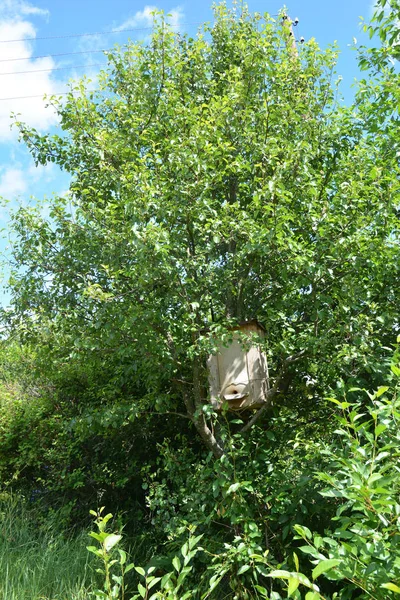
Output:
[0,1,399,598]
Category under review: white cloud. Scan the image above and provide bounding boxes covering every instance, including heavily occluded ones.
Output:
[0,0,49,19]
[0,166,27,197]
[114,4,184,32]
[27,161,55,182]
[19,4,49,17]
[0,2,185,144]
[114,5,157,31]
[0,13,60,141]
[168,6,184,29]
[0,160,56,200]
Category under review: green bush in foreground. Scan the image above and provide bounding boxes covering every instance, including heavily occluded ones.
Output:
[288,357,400,599]
[1,344,398,599]
[87,347,400,599]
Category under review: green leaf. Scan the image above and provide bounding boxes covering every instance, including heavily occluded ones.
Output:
[374,424,387,438]
[293,524,312,540]
[267,570,293,580]
[188,534,203,550]
[299,546,320,556]
[312,559,340,580]
[172,555,181,572]
[375,386,389,398]
[391,365,400,377]
[86,545,103,558]
[381,583,400,593]
[104,534,122,552]
[237,564,251,575]
[93,591,108,599]
[227,482,241,494]
[148,576,162,590]
[254,586,269,597]
[293,552,299,572]
[288,577,300,595]
[89,532,108,543]
[160,572,172,588]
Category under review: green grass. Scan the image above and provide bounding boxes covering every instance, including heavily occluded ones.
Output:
[0,495,95,600]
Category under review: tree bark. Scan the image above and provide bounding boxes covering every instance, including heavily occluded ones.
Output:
[182,358,225,459]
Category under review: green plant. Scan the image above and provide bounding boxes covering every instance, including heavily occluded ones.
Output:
[266,345,400,599]
[1,1,400,598]
[133,533,203,600]
[87,508,204,600]
[87,507,135,599]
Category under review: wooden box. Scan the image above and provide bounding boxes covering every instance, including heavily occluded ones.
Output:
[207,320,269,411]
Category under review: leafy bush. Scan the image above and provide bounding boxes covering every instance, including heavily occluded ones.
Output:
[290,350,400,598]
[134,346,400,599]
[0,339,192,525]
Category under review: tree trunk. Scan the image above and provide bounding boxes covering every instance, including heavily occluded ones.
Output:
[182,358,225,459]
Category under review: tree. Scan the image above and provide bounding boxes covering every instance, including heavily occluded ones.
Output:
[3,3,399,458]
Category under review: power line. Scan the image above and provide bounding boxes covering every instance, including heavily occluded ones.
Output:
[0,63,106,76]
[0,14,296,99]
[0,15,284,64]
[0,22,202,44]
[0,15,283,44]
[0,42,304,98]
[0,48,110,63]
[0,90,100,102]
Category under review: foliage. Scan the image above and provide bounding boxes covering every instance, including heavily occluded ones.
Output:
[1,2,398,458]
[144,406,333,564]
[291,346,400,599]
[359,0,400,70]
[0,2,399,599]
[87,507,204,600]
[0,338,192,523]
[115,346,400,599]
[87,507,134,599]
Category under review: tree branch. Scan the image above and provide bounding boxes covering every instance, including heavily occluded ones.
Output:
[240,349,307,433]
[180,358,225,458]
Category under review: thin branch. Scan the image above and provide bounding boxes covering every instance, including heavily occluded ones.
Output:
[240,349,307,433]
[141,410,191,420]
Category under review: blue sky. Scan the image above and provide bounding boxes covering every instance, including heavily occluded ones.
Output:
[0,0,375,305]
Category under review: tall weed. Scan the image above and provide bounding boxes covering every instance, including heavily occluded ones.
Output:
[0,494,94,600]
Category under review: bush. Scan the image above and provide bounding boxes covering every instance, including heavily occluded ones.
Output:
[289,351,400,599]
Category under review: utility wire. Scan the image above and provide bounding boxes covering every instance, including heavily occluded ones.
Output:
[0,14,292,100]
[0,16,280,44]
[0,63,106,76]
[0,48,110,63]
[0,22,203,44]
[0,90,100,101]
[0,40,302,98]
[0,13,282,43]
[0,14,284,63]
